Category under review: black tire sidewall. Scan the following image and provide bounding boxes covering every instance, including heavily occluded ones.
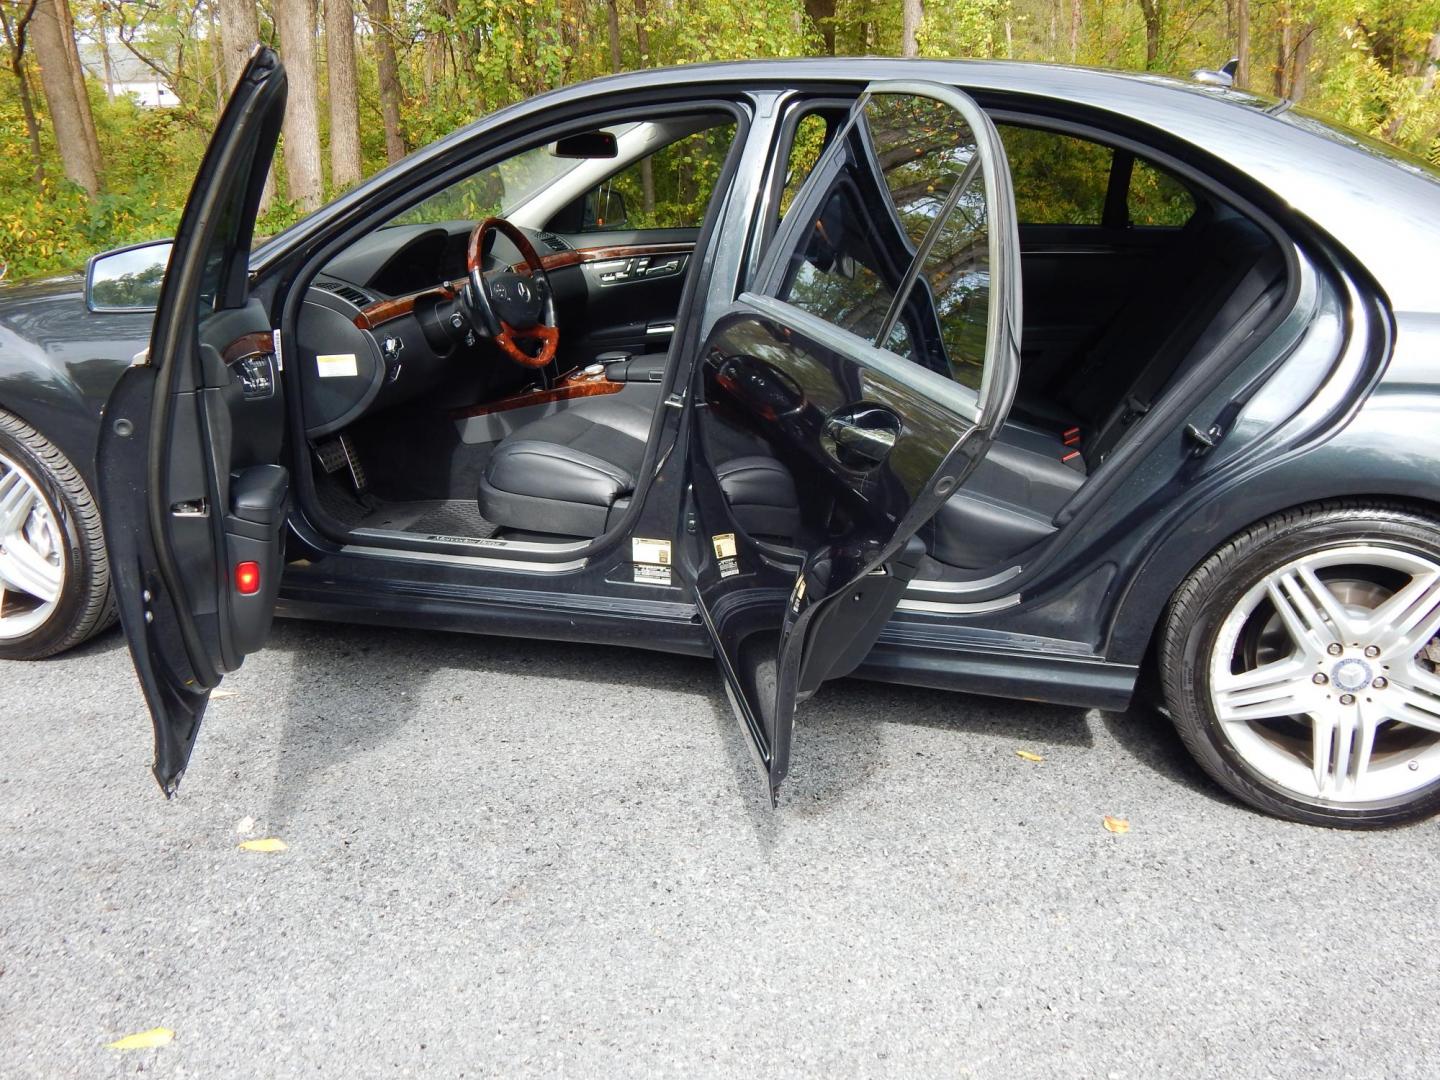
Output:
[1168,508,1440,828]
[0,428,92,660]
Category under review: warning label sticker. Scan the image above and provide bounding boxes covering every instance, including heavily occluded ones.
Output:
[634,564,672,585]
[632,537,672,566]
[711,532,737,559]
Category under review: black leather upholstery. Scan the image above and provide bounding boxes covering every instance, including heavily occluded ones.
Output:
[714,456,802,539]
[477,398,651,537]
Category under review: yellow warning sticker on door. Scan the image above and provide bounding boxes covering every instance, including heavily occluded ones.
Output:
[790,574,807,612]
[711,532,737,560]
[316,353,359,378]
[631,537,672,566]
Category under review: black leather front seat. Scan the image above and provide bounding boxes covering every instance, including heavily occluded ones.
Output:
[478,398,652,537]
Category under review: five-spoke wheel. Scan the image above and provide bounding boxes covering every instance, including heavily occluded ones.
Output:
[1163,503,1440,827]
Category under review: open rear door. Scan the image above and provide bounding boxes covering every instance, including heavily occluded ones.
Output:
[688,81,1021,803]
[97,47,288,795]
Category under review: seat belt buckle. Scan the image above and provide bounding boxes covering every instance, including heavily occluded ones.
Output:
[1061,426,1082,447]
[1060,449,1085,473]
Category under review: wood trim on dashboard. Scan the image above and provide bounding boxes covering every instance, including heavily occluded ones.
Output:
[354,280,459,331]
[354,242,694,332]
[448,369,623,419]
[222,331,276,366]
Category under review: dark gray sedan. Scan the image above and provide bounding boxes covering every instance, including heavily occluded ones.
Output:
[1,50,1438,827]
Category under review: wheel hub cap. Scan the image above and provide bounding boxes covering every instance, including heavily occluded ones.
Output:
[1331,657,1373,692]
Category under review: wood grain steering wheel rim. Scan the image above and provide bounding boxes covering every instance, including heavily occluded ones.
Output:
[465,216,559,369]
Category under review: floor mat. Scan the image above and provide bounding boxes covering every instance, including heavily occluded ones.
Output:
[355,499,497,539]
[313,473,498,539]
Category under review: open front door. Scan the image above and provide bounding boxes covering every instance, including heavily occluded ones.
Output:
[97,47,287,795]
[689,81,1021,803]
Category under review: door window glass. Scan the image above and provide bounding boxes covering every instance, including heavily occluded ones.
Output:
[774,90,999,390]
[779,112,831,218]
[559,123,737,233]
[1129,158,1196,226]
[999,125,1112,226]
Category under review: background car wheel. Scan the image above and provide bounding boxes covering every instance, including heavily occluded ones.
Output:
[1160,501,1440,828]
[0,409,114,660]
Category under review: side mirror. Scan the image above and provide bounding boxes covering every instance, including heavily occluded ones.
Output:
[550,130,619,159]
[86,239,174,312]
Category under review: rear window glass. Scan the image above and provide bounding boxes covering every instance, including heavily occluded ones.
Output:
[1000,126,1111,226]
[1129,159,1196,226]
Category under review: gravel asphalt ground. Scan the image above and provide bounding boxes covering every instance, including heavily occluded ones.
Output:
[2,617,1438,1078]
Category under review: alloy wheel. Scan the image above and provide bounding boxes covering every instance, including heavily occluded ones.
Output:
[1208,544,1440,806]
[0,450,66,640]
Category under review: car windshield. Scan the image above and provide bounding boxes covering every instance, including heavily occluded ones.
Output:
[385,124,642,226]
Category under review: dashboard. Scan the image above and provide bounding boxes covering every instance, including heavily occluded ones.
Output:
[294,218,695,440]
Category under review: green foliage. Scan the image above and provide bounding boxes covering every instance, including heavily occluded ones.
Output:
[1,0,1438,283]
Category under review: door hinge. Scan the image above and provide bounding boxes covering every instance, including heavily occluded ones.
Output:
[1184,422,1224,457]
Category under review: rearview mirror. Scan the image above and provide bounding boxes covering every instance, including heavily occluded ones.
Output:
[86,239,174,312]
[550,130,619,159]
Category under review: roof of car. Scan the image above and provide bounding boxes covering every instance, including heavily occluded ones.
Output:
[294,57,1440,314]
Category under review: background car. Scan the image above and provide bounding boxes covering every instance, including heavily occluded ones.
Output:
[2,55,1439,828]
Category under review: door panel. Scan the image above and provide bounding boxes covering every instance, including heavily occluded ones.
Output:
[689,81,1021,802]
[96,48,287,795]
[550,230,698,366]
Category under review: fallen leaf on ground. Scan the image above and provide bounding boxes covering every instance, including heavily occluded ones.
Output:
[237,837,288,853]
[106,1028,174,1050]
[210,688,236,700]
[234,815,255,835]
[1014,750,1044,763]
[1102,815,1131,834]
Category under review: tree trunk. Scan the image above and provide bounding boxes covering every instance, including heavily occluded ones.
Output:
[1421,28,1440,94]
[0,1,45,185]
[1290,21,1316,102]
[30,0,97,195]
[606,0,622,70]
[901,0,922,57]
[634,0,654,214]
[96,8,115,97]
[365,0,405,163]
[1273,3,1292,97]
[1234,0,1249,88]
[325,0,362,189]
[1069,0,1081,60]
[1138,0,1161,69]
[218,0,275,210]
[803,0,836,54]
[274,0,324,210]
[56,0,99,170]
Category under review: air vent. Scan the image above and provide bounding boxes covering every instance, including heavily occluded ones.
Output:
[314,279,373,307]
[538,233,571,253]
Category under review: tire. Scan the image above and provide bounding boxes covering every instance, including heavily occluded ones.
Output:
[1160,500,1440,828]
[0,409,115,660]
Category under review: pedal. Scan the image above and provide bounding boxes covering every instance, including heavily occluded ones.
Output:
[312,433,368,494]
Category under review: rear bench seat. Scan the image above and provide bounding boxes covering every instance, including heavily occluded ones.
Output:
[718,207,1287,571]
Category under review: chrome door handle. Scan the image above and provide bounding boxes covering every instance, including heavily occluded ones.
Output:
[823,415,897,463]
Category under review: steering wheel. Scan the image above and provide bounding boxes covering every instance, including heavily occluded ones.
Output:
[461,216,559,369]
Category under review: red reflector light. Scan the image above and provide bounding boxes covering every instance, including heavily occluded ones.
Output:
[234,561,261,595]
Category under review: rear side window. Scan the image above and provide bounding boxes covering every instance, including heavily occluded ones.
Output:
[1129,158,1197,226]
[998,123,1196,230]
[1002,126,1111,225]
